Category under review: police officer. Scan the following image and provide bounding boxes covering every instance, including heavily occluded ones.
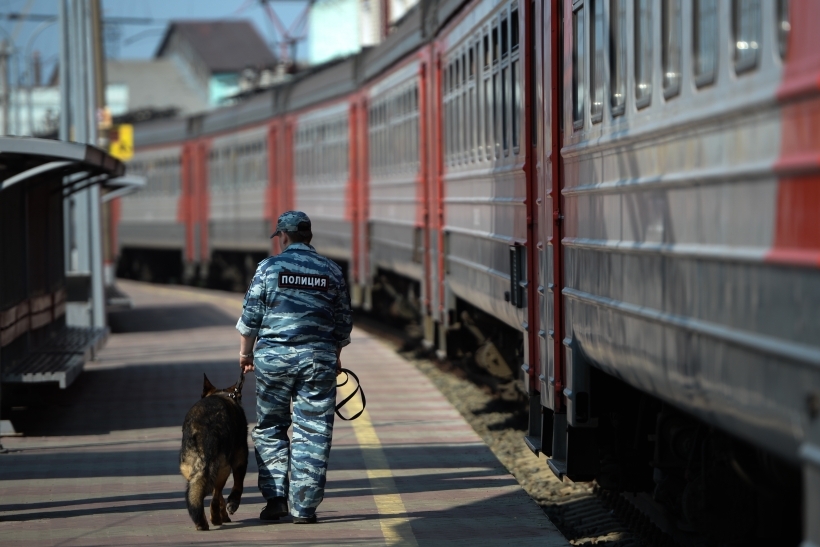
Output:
[236,211,352,524]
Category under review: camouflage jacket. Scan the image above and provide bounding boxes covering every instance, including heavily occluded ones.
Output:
[236,243,352,350]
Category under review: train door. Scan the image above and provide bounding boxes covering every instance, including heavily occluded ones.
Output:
[543,0,567,465]
[349,95,371,308]
[531,0,596,483]
[195,140,210,273]
[418,47,436,348]
[266,121,280,255]
[277,116,296,256]
[527,0,597,481]
[522,0,541,450]
[358,94,371,309]
[178,139,210,282]
[425,42,447,351]
[348,102,360,300]
[179,143,197,277]
[518,0,549,454]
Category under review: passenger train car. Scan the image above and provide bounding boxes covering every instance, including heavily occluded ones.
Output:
[118,1,819,544]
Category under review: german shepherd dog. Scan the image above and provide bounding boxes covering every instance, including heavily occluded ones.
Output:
[179,374,248,530]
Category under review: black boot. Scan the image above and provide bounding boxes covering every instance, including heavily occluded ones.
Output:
[259,497,289,521]
[293,514,317,524]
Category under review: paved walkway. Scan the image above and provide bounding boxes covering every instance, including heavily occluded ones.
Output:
[0,280,568,546]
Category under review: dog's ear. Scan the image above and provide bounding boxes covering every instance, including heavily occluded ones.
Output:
[202,374,217,398]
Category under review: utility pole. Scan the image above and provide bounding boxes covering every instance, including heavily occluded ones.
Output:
[60,0,107,330]
[59,0,69,141]
[87,0,105,328]
[0,40,9,135]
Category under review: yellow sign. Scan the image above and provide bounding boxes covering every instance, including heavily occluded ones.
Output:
[109,124,133,161]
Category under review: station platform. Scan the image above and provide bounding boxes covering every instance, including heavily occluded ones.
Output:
[0,280,568,547]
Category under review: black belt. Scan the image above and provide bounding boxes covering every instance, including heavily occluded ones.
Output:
[335,368,366,421]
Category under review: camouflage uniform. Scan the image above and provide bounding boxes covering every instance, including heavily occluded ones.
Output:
[236,212,352,519]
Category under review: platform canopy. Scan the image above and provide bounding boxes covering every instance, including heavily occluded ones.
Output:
[0,137,126,196]
[0,137,129,395]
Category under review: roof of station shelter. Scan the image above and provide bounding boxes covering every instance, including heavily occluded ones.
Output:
[0,137,125,195]
[155,20,278,73]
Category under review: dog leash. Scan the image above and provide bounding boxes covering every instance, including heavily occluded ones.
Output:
[229,371,245,401]
[229,367,362,418]
[335,368,366,421]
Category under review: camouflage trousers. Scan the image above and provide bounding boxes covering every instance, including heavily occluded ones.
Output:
[251,345,337,518]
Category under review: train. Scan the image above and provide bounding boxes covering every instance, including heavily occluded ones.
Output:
[117,1,819,544]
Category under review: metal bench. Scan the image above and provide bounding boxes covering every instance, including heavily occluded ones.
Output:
[35,326,108,358]
[1,327,108,389]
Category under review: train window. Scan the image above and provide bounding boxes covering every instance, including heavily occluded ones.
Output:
[396,101,401,169]
[375,108,381,171]
[444,81,453,163]
[609,0,626,116]
[394,108,400,172]
[445,65,451,164]
[694,0,718,86]
[635,0,652,108]
[512,58,520,150]
[383,103,388,170]
[511,9,519,51]
[572,5,585,129]
[777,0,790,59]
[456,57,462,162]
[492,25,499,63]
[468,47,476,162]
[662,0,682,99]
[502,64,508,153]
[400,93,406,170]
[462,51,468,162]
[458,62,464,163]
[589,0,604,123]
[449,76,455,165]
[733,0,761,73]
[511,8,520,152]
[470,78,477,161]
[398,98,404,170]
[484,60,493,160]
[455,57,461,90]
[476,49,483,160]
[492,23,501,156]
[501,17,509,58]
[494,67,502,154]
[485,76,493,158]
[377,111,383,171]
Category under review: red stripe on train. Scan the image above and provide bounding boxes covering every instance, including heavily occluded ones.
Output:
[770,0,820,267]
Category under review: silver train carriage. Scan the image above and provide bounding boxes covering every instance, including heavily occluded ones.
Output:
[118,0,819,543]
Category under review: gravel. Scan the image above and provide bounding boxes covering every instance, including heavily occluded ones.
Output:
[394,348,646,546]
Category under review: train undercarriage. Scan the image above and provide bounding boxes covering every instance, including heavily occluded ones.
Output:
[528,366,804,546]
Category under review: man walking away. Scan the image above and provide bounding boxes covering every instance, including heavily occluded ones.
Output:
[236,210,353,524]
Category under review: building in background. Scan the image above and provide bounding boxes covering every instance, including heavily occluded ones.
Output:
[387,0,418,25]
[308,0,419,65]
[309,0,378,65]
[106,59,208,116]
[154,20,278,106]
